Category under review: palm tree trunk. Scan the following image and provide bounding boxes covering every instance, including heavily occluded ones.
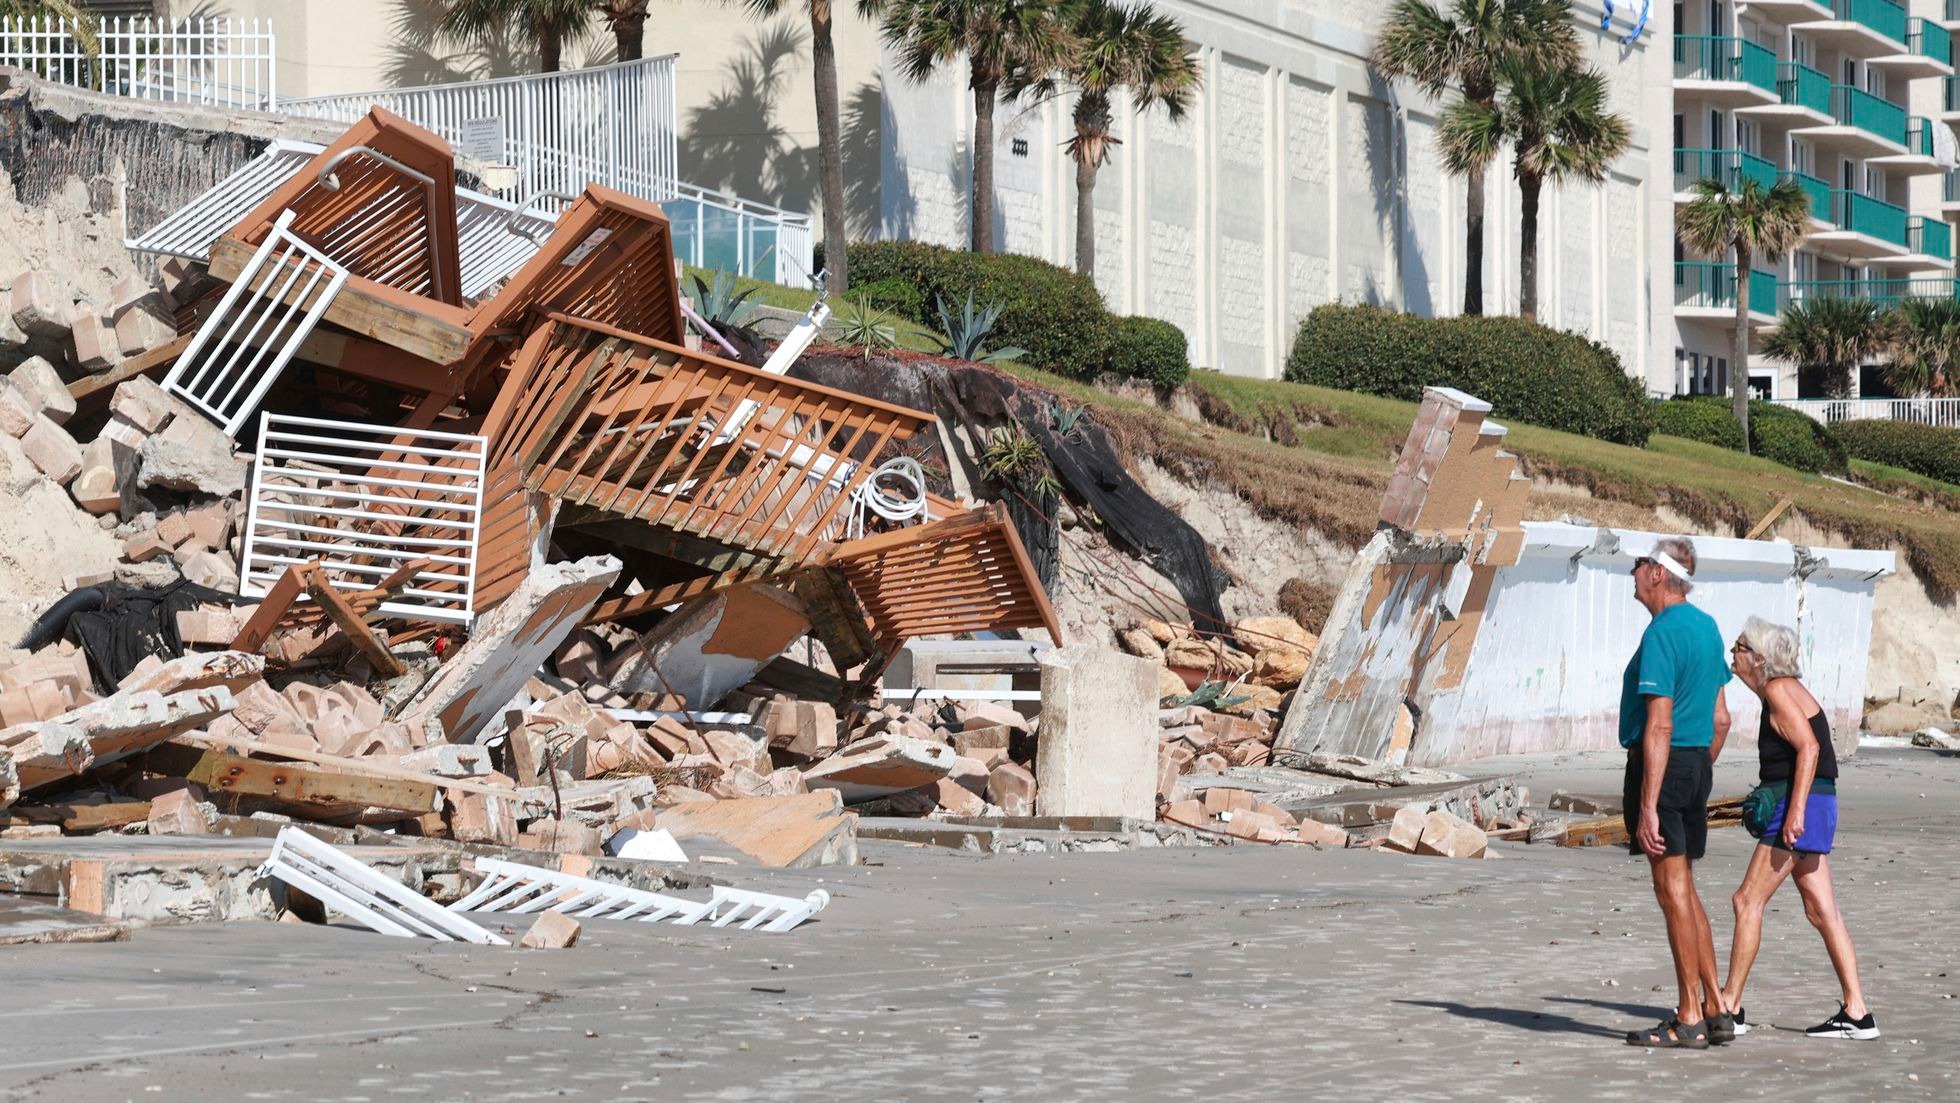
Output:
[971,75,999,254]
[811,0,849,295]
[1518,171,1541,323]
[1074,152,1097,278]
[613,15,645,61]
[540,23,563,73]
[1464,161,1486,316]
[1733,240,1753,453]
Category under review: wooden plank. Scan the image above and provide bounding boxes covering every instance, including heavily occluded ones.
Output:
[153,745,439,813]
[66,334,194,404]
[12,800,152,832]
[1746,497,1796,541]
[209,236,475,365]
[230,562,310,653]
[300,564,406,678]
[1559,796,1744,848]
[166,731,515,798]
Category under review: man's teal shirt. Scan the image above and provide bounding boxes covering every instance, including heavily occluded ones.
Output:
[1619,602,1728,749]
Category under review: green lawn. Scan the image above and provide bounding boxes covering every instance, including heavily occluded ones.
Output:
[681,265,942,353]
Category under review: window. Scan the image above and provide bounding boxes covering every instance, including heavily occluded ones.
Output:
[1737,119,1761,157]
[1676,347,1688,395]
[1793,35,1814,69]
[1792,138,1815,177]
[1709,109,1725,150]
[1011,138,1029,157]
[1868,166,1889,200]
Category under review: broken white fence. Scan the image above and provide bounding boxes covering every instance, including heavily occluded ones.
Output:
[126,139,558,300]
[452,857,830,933]
[240,413,487,624]
[161,209,347,438]
[257,826,508,944]
[0,15,276,108]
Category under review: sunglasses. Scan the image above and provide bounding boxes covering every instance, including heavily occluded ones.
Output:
[1731,641,1754,656]
[1629,557,1654,576]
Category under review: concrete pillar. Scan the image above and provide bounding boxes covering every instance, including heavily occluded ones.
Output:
[1033,645,1156,820]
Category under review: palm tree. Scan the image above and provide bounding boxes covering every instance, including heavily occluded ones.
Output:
[595,0,650,60]
[879,0,1076,254]
[1007,0,1198,280]
[1761,296,1889,402]
[436,0,593,72]
[1370,0,1579,316]
[737,0,858,296]
[1441,58,1626,323]
[1884,297,1960,398]
[1,1,97,62]
[1677,176,1812,446]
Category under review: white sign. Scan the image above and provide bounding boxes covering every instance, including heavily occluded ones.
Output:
[459,116,505,163]
[560,227,613,267]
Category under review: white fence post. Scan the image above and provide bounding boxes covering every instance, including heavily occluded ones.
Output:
[0,14,276,109]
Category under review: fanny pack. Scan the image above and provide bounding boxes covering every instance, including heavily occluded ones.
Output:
[1742,777,1837,839]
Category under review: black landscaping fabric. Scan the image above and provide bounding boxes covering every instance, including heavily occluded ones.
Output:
[789,353,1228,633]
[59,580,243,694]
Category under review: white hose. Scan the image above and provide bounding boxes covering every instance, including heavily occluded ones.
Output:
[847,456,930,540]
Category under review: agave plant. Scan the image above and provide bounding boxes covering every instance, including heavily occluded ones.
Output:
[1050,399,1089,440]
[982,425,1063,499]
[836,297,899,362]
[932,292,1027,364]
[689,269,761,330]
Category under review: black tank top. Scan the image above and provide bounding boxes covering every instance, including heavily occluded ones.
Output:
[1758,700,1839,783]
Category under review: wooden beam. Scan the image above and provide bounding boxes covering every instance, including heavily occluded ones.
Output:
[66,334,195,406]
[209,236,475,365]
[11,800,152,832]
[300,565,405,678]
[147,745,439,814]
[1746,497,1796,541]
[1558,796,1743,848]
[230,562,311,654]
[167,731,516,798]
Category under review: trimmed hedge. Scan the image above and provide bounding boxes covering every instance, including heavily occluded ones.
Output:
[1284,303,1654,446]
[1836,419,1960,485]
[1649,396,1848,474]
[1652,396,1746,452]
[846,277,924,322]
[1106,315,1191,389]
[844,240,1116,374]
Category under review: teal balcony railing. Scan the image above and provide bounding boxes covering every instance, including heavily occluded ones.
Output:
[1673,35,1778,92]
[1828,189,1910,245]
[1831,83,1908,146]
[1674,148,1778,192]
[1782,170,1833,223]
[1911,18,1953,66]
[1910,215,1953,260]
[1783,278,1960,310]
[1908,116,1936,155]
[1832,0,1908,48]
[1779,62,1833,115]
[1676,262,1778,316]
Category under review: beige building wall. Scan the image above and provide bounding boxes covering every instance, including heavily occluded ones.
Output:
[171,0,885,231]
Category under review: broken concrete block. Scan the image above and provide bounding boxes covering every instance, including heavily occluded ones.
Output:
[0,682,70,727]
[1295,818,1351,848]
[109,376,176,435]
[1,687,232,791]
[785,700,837,760]
[448,791,518,847]
[960,700,1030,734]
[653,790,857,868]
[9,273,72,339]
[116,650,264,696]
[69,312,122,372]
[122,531,172,563]
[399,744,492,777]
[70,434,136,515]
[1414,809,1488,860]
[0,378,37,438]
[183,501,233,551]
[400,555,621,746]
[986,761,1036,816]
[950,723,1011,765]
[932,777,988,816]
[20,414,82,485]
[174,607,243,646]
[175,549,239,591]
[601,583,810,709]
[113,301,174,356]
[1202,786,1255,815]
[1385,805,1427,853]
[137,436,245,498]
[146,789,210,835]
[700,728,768,775]
[8,357,74,425]
[154,511,194,548]
[1220,809,1281,841]
[516,819,604,856]
[228,680,310,746]
[519,910,581,949]
[1035,645,1157,820]
[802,734,958,804]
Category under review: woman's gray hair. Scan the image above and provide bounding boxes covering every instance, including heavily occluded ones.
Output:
[1652,536,1697,595]
[1739,616,1803,680]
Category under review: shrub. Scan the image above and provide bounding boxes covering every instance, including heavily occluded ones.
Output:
[846,277,925,323]
[1105,315,1191,389]
[1648,396,1847,474]
[1652,396,1746,452]
[1836,419,1960,485]
[847,240,1116,374]
[1283,303,1654,446]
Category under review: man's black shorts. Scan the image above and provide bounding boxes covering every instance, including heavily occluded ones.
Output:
[1623,746,1714,860]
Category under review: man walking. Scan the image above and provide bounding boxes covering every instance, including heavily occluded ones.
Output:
[1621,537,1733,1049]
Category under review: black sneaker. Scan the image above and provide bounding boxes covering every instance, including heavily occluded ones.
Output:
[1707,1010,1735,1045]
[1805,1005,1880,1040]
[1732,1006,1751,1036]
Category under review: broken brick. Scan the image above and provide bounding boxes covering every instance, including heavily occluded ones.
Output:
[985,761,1036,816]
[518,910,581,949]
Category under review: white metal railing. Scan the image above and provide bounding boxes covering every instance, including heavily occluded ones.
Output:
[0,15,275,108]
[276,55,813,288]
[1776,397,1960,428]
[240,413,488,625]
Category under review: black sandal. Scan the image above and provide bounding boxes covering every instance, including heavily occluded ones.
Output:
[1626,1017,1710,1049]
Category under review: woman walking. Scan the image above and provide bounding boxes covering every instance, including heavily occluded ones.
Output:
[1719,616,1879,1040]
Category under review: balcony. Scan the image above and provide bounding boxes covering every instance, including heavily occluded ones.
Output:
[1898,215,1956,266]
[1808,189,1911,257]
[1872,17,1955,77]
[1673,148,1778,194]
[1674,36,1780,104]
[1943,75,1960,119]
[1792,83,1909,156]
[1942,169,1960,211]
[1782,170,1834,225]
[1782,277,1960,309]
[1743,61,1832,124]
[1778,397,1960,427]
[1796,0,1909,57]
[1676,261,1779,322]
[1870,117,1947,175]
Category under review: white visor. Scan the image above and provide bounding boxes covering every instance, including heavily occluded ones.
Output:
[1650,550,1693,582]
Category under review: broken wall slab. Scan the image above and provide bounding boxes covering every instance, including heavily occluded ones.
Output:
[651,791,858,868]
[1034,645,1156,820]
[603,583,811,709]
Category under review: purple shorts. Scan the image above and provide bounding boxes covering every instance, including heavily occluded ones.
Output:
[1762,792,1838,855]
